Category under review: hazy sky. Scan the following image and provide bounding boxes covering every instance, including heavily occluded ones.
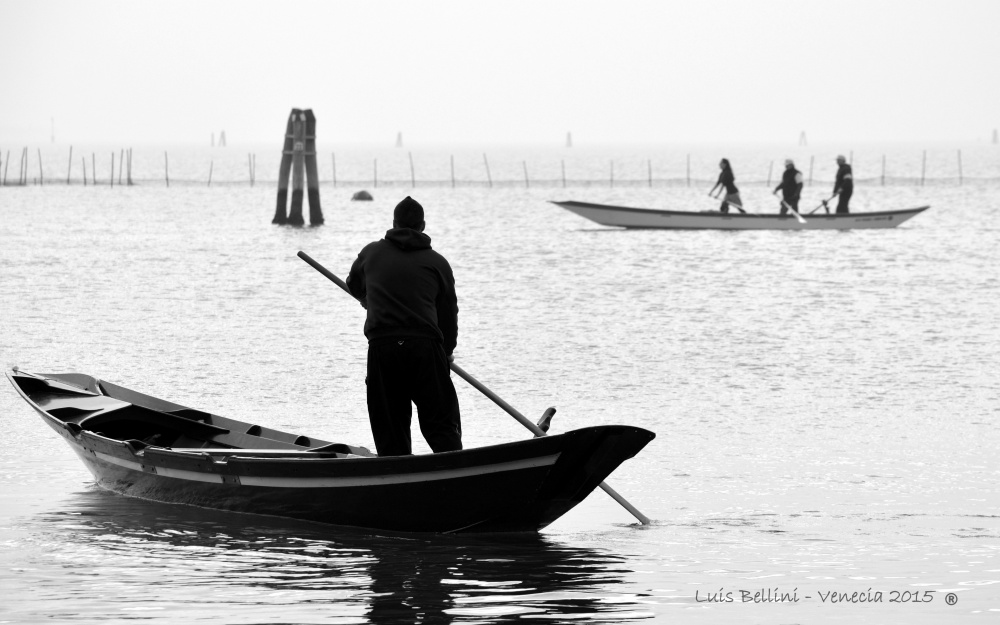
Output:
[1,0,998,146]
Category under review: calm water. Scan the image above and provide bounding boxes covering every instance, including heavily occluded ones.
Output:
[1,146,999,623]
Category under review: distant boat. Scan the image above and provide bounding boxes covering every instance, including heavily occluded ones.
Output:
[6,368,654,534]
[552,200,929,231]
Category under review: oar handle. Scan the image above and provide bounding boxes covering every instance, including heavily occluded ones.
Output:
[297,250,653,525]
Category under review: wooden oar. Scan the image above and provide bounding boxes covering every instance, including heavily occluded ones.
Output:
[808,194,837,215]
[774,195,807,224]
[709,193,747,214]
[297,250,653,526]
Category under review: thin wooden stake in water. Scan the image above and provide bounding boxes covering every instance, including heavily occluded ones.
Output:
[91,153,96,185]
[808,155,814,185]
[119,149,124,185]
[609,160,614,188]
[766,160,773,187]
[523,161,529,189]
[332,153,337,188]
[208,161,213,187]
[67,146,73,185]
[409,152,415,188]
[483,154,492,188]
[37,148,43,186]
[373,158,378,189]
[881,155,886,186]
[82,156,87,187]
[958,149,963,185]
[164,151,169,187]
[686,154,690,187]
[295,250,653,526]
[450,155,455,188]
[921,150,926,187]
[110,152,114,188]
[648,159,652,187]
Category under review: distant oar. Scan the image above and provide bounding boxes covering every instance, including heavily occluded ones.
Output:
[808,194,837,215]
[296,250,652,526]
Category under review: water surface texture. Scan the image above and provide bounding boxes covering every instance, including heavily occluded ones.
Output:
[1,146,999,623]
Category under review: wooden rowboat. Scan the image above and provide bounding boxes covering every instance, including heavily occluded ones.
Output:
[6,368,654,534]
[552,200,929,230]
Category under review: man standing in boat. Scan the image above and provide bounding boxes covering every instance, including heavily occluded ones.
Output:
[773,159,804,216]
[346,196,462,457]
[831,154,854,214]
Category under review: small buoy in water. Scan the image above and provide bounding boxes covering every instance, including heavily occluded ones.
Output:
[352,190,373,201]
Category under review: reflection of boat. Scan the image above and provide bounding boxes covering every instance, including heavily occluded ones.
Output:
[7,368,654,534]
[552,200,929,230]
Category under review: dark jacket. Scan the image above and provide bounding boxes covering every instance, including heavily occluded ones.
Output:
[834,163,854,194]
[347,228,458,355]
[775,167,803,200]
[717,167,738,194]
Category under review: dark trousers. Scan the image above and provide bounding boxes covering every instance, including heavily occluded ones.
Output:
[779,196,799,215]
[366,338,462,456]
[836,187,853,214]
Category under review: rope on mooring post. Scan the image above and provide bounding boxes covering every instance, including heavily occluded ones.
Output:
[303,109,323,225]
[287,110,306,226]
[273,109,296,224]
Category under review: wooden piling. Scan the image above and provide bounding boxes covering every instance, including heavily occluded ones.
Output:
[523,161,529,188]
[110,152,114,187]
[648,159,652,187]
[610,160,614,188]
[118,149,124,185]
[483,154,492,188]
[273,110,296,224]
[373,158,378,189]
[450,155,455,188]
[409,151,416,188]
[37,148,43,186]
[303,109,323,225]
[92,153,96,185]
[252,154,256,185]
[881,155,886,186]
[164,151,169,187]
[67,146,73,184]
[332,153,337,188]
[248,154,254,186]
[808,155,814,185]
[958,149,963,185]
[766,160,773,187]
[208,161,213,187]
[127,148,132,186]
[561,160,566,188]
[3,150,10,185]
[921,150,926,186]
[287,110,306,226]
[82,157,87,186]
[686,154,690,187]
[19,147,26,185]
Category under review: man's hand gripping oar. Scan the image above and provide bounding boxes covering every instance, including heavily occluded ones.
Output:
[297,250,652,526]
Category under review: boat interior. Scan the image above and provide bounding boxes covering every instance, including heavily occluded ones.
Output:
[7,369,374,457]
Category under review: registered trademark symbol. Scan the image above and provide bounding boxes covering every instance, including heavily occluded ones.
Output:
[945,593,958,606]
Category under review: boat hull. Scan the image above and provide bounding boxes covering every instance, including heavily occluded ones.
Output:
[7,369,654,534]
[553,200,929,230]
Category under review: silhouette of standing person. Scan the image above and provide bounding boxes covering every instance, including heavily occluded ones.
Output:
[346,196,462,457]
[832,154,854,214]
[773,159,803,215]
[709,158,744,214]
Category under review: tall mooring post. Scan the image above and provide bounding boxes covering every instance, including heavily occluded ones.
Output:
[273,109,323,226]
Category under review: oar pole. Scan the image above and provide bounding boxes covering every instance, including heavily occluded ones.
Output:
[297,250,652,526]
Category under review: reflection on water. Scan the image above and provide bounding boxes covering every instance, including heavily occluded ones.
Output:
[15,488,647,624]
